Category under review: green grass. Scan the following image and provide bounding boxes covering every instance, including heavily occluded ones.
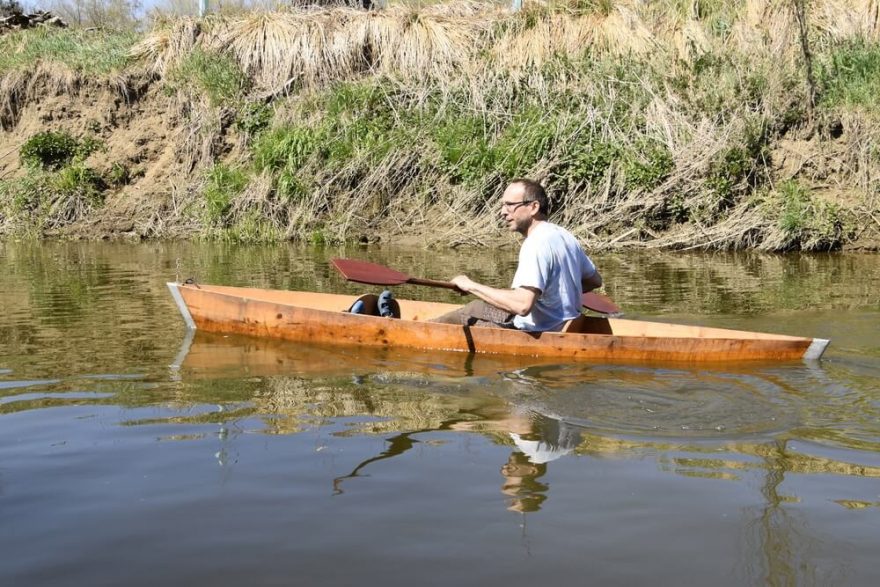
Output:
[166,49,249,107]
[253,126,321,173]
[818,41,880,110]
[433,114,496,186]
[0,28,137,75]
[202,164,248,225]
[0,162,106,233]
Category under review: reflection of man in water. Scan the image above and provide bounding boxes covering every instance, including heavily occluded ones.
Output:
[500,412,582,512]
[336,404,583,513]
[500,453,548,513]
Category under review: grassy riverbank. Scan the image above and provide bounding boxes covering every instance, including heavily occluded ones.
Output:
[1,1,878,250]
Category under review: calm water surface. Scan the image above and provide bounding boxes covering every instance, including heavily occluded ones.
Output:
[1,241,879,586]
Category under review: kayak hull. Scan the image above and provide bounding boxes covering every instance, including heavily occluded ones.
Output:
[167,283,829,363]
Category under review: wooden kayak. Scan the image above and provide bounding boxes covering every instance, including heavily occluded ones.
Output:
[167,282,829,363]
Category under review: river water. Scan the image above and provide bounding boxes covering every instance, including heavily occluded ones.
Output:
[1,241,878,586]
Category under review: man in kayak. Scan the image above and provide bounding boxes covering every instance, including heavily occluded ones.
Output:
[431,179,602,331]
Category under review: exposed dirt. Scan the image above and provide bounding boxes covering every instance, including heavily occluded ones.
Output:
[1,74,206,238]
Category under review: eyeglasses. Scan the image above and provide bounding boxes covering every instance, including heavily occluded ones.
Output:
[500,200,535,211]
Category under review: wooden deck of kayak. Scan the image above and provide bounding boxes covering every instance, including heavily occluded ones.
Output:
[167,283,829,362]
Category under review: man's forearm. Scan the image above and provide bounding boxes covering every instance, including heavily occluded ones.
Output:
[467,283,534,316]
[450,275,537,316]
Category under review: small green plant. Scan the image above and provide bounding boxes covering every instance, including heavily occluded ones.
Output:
[622,140,674,190]
[567,141,620,185]
[764,180,850,250]
[705,120,770,215]
[310,228,327,245]
[107,163,131,187]
[236,101,273,137]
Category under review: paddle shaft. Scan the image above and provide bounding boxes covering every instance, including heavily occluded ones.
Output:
[407,277,461,290]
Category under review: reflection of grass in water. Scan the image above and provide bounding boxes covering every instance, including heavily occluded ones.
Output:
[603,249,879,314]
[253,375,486,436]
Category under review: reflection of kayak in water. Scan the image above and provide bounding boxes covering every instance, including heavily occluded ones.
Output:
[172,330,564,380]
[167,283,830,363]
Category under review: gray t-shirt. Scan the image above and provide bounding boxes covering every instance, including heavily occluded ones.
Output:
[511,222,597,332]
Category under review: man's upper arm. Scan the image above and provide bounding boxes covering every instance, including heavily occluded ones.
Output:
[514,286,541,316]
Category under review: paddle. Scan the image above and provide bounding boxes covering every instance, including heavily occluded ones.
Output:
[331,258,622,315]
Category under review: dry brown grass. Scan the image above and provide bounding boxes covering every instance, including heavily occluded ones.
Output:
[128,0,880,96]
[132,5,498,93]
[129,16,203,77]
[813,0,880,42]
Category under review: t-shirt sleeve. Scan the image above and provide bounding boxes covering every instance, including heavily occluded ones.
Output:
[511,237,549,293]
[580,249,597,279]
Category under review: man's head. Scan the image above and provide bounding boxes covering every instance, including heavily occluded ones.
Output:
[500,179,548,235]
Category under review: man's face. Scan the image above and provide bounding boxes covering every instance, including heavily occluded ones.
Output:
[499,184,537,234]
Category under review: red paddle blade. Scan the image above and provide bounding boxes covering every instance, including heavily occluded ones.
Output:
[331,258,409,286]
[581,292,621,315]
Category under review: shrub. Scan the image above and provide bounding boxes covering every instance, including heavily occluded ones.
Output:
[20,131,78,170]
[19,131,103,170]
